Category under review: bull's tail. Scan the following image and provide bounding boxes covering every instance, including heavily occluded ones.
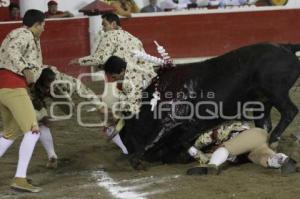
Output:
[280,43,300,54]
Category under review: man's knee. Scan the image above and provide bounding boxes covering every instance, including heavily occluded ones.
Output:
[223,128,268,156]
[18,119,39,133]
[250,128,268,144]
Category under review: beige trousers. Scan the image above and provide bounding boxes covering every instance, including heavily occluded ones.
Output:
[0,88,38,140]
[224,128,275,167]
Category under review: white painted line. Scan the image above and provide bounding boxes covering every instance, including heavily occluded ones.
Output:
[92,170,180,199]
[93,170,148,199]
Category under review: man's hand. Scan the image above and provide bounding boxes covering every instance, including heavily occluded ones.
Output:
[31,124,40,134]
[69,58,79,65]
[22,68,36,84]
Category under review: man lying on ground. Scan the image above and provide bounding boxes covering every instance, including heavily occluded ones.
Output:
[186,122,298,175]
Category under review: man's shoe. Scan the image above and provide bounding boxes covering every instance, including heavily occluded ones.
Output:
[46,157,58,169]
[186,164,220,175]
[281,158,297,175]
[11,177,42,193]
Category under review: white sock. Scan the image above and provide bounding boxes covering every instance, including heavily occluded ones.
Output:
[209,147,230,167]
[112,134,128,154]
[15,132,40,178]
[39,125,58,159]
[188,146,199,157]
[267,153,288,168]
[105,127,128,154]
[0,136,14,157]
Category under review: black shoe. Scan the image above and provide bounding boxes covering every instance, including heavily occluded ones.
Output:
[186,164,220,176]
[281,158,297,175]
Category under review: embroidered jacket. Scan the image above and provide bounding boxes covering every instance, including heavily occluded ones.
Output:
[79,29,157,114]
[0,27,43,81]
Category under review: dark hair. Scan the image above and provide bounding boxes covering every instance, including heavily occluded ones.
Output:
[35,67,56,97]
[38,68,56,83]
[9,3,20,11]
[103,56,127,74]
[102,12,121,26]
[23,9,45,27]
[48,0,58,6]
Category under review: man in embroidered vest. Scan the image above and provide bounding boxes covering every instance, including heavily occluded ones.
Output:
[0,9,45,193]
[70,12,156,115]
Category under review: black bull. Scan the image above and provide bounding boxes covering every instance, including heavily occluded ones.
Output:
[120,43,300,168]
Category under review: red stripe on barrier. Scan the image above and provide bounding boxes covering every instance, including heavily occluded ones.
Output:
[1,9,300,77]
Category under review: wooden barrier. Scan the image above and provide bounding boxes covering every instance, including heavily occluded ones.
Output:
[0,18,90,76]
[1,8,300,76]
[122,8,300,57]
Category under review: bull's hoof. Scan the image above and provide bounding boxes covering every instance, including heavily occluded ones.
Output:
[129,156,146,171]
[186,164,220,176]
[281,158,297,176]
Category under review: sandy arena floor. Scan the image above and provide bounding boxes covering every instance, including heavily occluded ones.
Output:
[1,80,300,199]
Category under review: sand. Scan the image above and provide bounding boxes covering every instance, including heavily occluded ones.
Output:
[1,81,300,199]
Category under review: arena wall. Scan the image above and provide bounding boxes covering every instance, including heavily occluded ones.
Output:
[1,7,300,77]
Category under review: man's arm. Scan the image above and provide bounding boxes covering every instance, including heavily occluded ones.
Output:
[73,32,117,67]
[50,66,101,105]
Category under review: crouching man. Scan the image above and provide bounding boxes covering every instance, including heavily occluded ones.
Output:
[29,65,102,167]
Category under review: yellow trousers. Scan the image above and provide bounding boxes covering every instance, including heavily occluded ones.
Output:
[224,128,275,167]
[0,88,38,140]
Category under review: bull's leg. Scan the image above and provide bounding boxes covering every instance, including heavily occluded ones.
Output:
[269,96,298,144]
[128,136,147,170]
[120,127,146,170]
[254,102,272,132]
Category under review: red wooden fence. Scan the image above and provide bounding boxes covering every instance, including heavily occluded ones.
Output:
[1,8,300,77]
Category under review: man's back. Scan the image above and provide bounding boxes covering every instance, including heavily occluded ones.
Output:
[104,29,157,95]
[106,29,143,64]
